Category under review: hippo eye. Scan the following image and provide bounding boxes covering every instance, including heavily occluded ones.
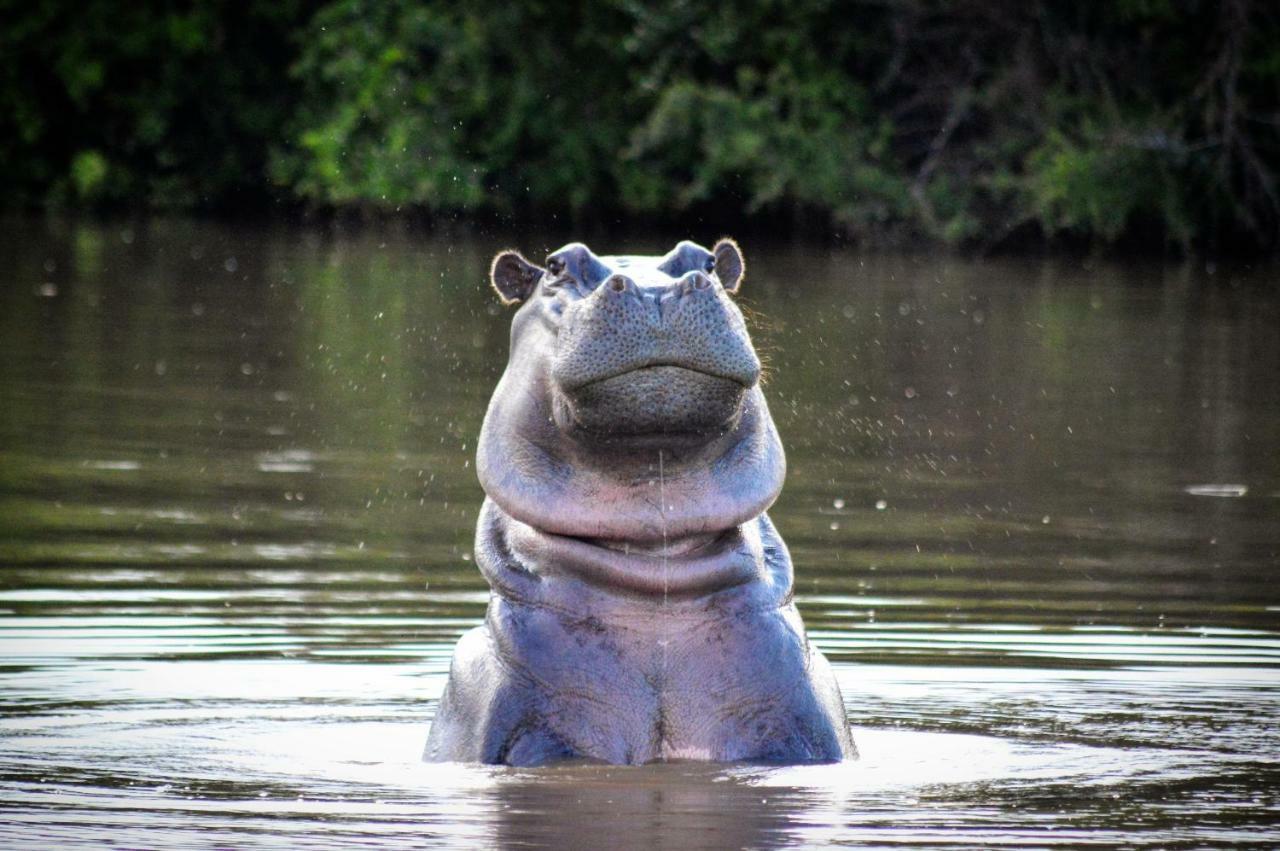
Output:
[703,256,716,273]
[546,257,565,276]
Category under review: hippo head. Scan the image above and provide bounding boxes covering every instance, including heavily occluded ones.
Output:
[477,239,784,544]
[491,239,757,440]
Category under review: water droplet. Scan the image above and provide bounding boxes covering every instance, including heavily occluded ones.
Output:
[833,498,845,509]
[224,256,239,273]
[875,499,888,510]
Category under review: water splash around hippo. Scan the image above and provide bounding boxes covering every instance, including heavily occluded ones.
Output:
[424,239,855,765]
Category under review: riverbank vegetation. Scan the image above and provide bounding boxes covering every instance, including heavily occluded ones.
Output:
[3,0,1277,252]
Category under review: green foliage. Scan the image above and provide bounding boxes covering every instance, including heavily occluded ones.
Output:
[1024,127,1191,246]
[272,0,638,214]
[0,0,316,209]
[69,151,109,201]
[3,0,1279,251]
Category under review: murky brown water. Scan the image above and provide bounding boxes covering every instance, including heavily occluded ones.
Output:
[1,219,1278,848]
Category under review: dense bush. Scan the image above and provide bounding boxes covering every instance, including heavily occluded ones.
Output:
[0,0,316,209]
[4,0,1278,251]
[271,0,640,214]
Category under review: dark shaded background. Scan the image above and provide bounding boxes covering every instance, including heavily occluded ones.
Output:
[3,0,1278,252]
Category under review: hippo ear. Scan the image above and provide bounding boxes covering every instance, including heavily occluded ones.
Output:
[490,250,544,305]
[712,238,745,293]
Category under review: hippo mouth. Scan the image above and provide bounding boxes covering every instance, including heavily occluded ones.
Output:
[557,364,750,437]
[563,360,757,393]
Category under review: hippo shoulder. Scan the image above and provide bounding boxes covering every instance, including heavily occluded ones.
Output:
[424,626,547,763]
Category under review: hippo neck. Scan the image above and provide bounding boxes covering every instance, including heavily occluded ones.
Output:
[476,499,793,607]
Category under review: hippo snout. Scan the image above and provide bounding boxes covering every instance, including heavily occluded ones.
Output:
[555,272,758,386]
[552,271,759,436]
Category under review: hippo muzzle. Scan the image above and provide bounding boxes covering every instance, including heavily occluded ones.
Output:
[424,238,855,766]
[551,266,761,437]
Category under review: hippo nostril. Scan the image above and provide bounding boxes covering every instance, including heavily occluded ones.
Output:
[694,275,710,290]
[608,276,628,294]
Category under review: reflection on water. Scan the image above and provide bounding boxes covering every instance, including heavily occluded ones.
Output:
[1,219,1277,847]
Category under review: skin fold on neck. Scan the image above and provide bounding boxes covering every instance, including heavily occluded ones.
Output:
[475,498,793,607]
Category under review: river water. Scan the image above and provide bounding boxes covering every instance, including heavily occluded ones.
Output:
[1,219,1277,848]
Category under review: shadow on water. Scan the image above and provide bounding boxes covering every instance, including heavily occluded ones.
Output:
[0,217,1278,847]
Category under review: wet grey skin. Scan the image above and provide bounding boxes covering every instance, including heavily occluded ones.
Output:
[424,238,856,766]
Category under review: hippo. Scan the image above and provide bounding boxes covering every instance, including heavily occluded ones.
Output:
[424,238,855,766]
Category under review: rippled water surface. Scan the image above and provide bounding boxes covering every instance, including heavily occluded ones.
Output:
[2,220,1278,848]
